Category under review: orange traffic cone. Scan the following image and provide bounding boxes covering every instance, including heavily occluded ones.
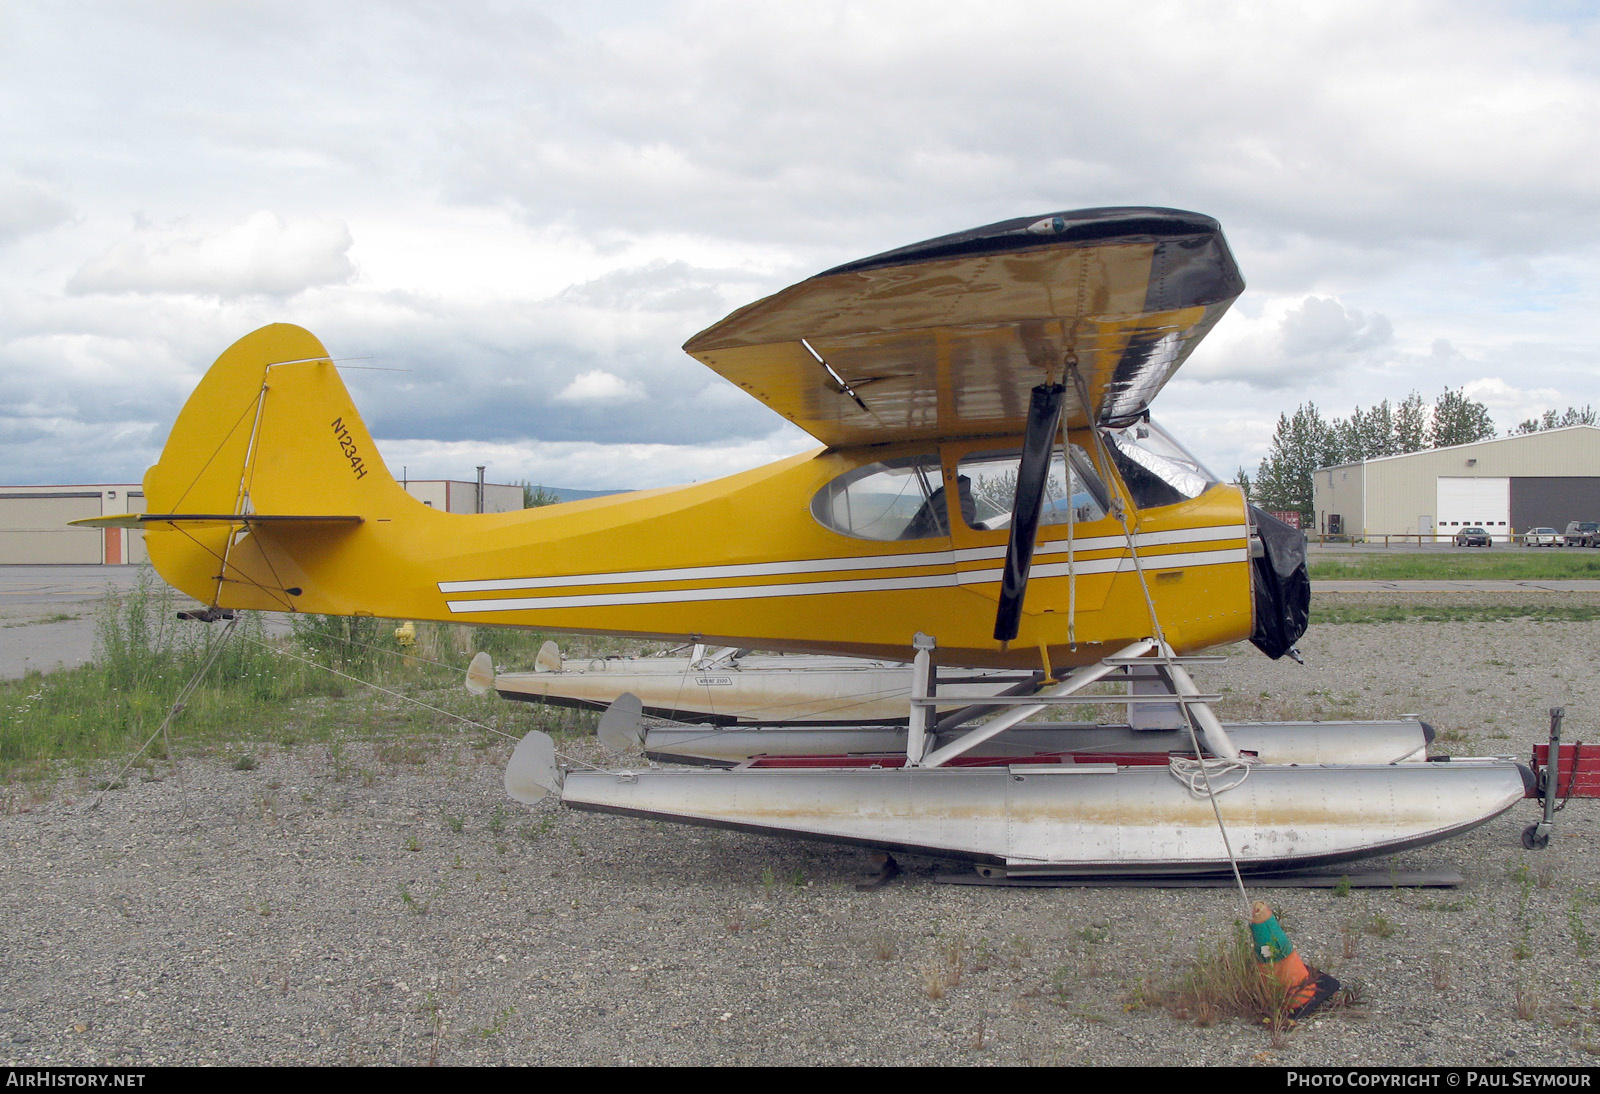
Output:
[1249,900,1341,1020]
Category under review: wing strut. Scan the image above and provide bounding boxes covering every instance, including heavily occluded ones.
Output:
[993,382,1065,643]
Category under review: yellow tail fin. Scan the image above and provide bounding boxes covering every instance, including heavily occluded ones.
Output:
[141,324,412,612]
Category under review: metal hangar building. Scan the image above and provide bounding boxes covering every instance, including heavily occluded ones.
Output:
[1312,426,1600,543]
[0,478,526,566]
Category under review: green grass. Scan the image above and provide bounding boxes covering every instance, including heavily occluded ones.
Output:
[2,612,80,629]
[1309,552,1600,581]
[1312,601,1600,625]
[0,572,599,783]
[1154,923,1294,1030]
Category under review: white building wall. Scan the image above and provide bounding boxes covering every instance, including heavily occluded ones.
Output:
[0,484,143,564]
[1314,427,1600,539]
[403,480,522,513]
[1,477,526,564]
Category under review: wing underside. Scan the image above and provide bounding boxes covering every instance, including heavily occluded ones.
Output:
[683,207,1243,447]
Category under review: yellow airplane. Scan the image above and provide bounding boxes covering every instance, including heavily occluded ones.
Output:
[82,207,1529,877]
[80,207,1302,673]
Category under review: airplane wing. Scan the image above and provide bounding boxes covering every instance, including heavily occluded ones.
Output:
[683,207,1242,447]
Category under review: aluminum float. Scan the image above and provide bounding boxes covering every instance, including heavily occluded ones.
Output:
[507,639,1532,877]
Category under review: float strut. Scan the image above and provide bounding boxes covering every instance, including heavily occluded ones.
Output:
[905,633,937,765]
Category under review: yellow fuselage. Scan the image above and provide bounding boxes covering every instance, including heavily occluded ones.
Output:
[135,327,1251,671]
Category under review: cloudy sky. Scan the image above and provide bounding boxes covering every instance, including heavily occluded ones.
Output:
[3,1,1596,491]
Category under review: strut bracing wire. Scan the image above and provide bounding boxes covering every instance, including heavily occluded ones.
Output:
[234,632,608,772]
[1067,367,1252,914]
[89,615,241,816]
[215,380,272,609]
[1061,363,1079,650]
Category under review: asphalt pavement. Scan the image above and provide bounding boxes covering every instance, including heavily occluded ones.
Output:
[0,566,151,678]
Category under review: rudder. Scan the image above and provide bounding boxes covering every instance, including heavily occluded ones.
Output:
[143,324,411,611]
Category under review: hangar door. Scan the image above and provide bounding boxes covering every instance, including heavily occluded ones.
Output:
[1437,477,1510,543]
[126,494,148,565]
[0,494,103,563]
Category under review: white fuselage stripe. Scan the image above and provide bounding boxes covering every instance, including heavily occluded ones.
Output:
[444,547,1248,614]
[436,523,1249,594]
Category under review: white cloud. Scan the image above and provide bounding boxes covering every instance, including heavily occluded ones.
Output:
[1188,295,1395,390]
[560,260,736,313]
[0,177,72,246]
[4,1,1600,491]
[1280,297,1392,358]
[67,211,355,299]
[555,369,645,403]
[1461,376,1567,428]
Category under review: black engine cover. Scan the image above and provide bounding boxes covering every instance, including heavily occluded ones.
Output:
[1248,505,1311,660]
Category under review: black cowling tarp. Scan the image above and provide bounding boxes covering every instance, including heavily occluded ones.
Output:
[1248,505,1310,660]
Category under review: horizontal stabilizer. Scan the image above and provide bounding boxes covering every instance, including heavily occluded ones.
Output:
[71,513,363,530]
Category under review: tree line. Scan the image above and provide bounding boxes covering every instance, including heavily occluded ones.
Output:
[1244,390,1596,524]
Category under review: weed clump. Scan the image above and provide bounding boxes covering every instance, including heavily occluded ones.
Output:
[1158,924,1295,1030]
[0,572,300,779]
[290,613,388,677]
[0,569,597,782]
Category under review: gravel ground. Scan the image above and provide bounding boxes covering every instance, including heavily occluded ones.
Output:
[5,600,1600,1067]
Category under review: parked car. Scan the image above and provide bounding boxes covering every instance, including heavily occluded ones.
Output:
[1525,527,1563,547]
[1565,521,1598,546]
[1454,526,1492,547]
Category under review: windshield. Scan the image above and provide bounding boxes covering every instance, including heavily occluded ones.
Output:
[1102,418,1219,508]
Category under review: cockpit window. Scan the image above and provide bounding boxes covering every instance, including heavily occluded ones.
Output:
[957,445,1110,532]
[1103,418,1218,509]
[810,455,950,541]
